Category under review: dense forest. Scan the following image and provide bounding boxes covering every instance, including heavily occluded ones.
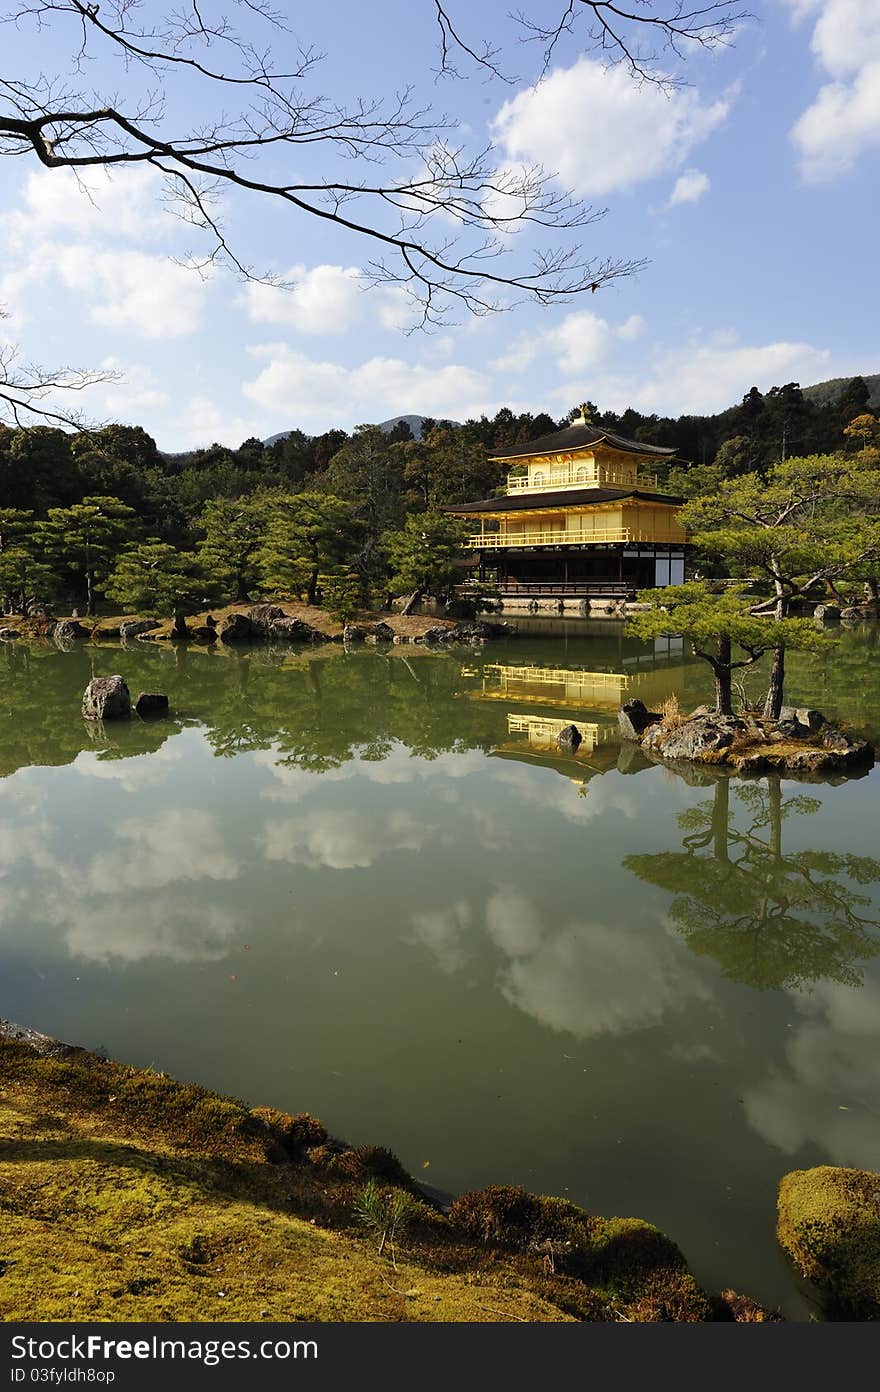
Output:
[0,375,877,619]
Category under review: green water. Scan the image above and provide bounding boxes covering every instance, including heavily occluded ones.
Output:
[1,623,879,1318]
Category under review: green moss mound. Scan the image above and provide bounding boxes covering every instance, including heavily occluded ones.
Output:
[778,1166,880,1318]
[0,1035,765,1322]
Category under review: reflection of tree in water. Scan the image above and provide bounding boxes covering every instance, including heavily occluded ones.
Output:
[625,777,880,991]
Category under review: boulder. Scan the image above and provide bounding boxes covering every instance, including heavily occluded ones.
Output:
[247,603,286,636]
[839,605,868,624]
[776,716,813,740]
[343,624,367,644]
[219,612,255,643]
[189,625,218,644]
[779,706,825,733]
[0,628,19,641]
[82,675,131,721]
[778,1167,880,1318]
[421,625,452,644]
[53,619,90,641]
[556,724,582,753]
[373,621,395,643]
[119,618,160,642]
[135,692,169,718]
[618,699,662,741]
[647,713,747,761]
[813,603,841,624]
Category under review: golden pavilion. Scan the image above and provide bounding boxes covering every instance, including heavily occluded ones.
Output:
[446,407,688,603]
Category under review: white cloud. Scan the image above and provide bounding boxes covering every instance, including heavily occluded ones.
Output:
[786,0,880,178]
[666,169,711,207]
[262,809,431,870]
[493,59,730,196]
[2,167,168,244]
[243,264,408,334]
[581,332,833,415]
[491,309,644,378]
[243,344,495,430]
[48,244,208,337]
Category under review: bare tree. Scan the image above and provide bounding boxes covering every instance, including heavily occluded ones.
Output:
[0,2,749,423]
[435,1,750,85]
[0,309,118,429]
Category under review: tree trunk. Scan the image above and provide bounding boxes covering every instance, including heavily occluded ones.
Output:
[763,573,787,720]
[86,571,94,616]
[172,610,189,639]
[400,587,424,617]
[306,568,319,606]
[866,578,879,603]
[714,636,733,716]
[763,645,785,720]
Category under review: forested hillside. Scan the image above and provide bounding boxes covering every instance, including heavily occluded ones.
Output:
[0,376,876,619]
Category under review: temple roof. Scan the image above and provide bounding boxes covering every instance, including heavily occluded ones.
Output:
[445,487,684,514]
[489,423,675,461]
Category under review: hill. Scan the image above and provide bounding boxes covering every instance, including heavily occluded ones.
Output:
[263,414,462,448]
[802,373,880,410]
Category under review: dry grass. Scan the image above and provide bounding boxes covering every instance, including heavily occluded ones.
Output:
[659,694,684,731]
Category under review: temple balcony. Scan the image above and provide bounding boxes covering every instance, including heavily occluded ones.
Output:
[505,465,659,494]
[467,525,683,549]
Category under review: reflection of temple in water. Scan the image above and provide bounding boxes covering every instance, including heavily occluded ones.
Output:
[477,641,690,714]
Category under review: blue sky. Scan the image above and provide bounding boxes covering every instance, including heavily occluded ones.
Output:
[1,0,878,449]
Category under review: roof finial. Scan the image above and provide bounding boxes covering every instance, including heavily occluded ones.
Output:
[574,402,592,426]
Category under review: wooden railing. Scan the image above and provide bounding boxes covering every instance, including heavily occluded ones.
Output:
[463,578,633,598]
[505,468,658,494]
[468,527,682,548]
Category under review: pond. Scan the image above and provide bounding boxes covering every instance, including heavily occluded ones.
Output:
[1,621,879,1319]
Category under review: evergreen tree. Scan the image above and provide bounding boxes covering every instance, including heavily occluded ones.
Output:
[39,495,137,614]
[383,511,470,615]
[257,492,361,606]
[627,583,830,716]
[106,540,226,616]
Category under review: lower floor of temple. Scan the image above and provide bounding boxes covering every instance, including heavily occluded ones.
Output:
[466,544,688,599]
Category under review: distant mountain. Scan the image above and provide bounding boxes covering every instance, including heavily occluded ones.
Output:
[802,373,880,410]
[262,413,462,448]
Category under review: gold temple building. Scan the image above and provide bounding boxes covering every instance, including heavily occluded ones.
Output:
[445,408,688,604]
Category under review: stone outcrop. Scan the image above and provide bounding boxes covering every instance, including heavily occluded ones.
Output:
[617,699,662,741]
[134,692,169,718]
[189,625,218,644]
[626,703,874,778]
[373,621,395,643]
[0,628,19,641]
[342,624,367,644]
[82,675,131,721]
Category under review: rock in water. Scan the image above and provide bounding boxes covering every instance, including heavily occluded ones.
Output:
[373,622,395,643]
[618,699,662,741]
[82,675,131,720]
[247,604,286,636]
[813,604,841,624]
[556,724,582,752]
[220,613,254,643]
[135,692,169,718]
[119,618,160,641]
[645,713,744,760]
[53,619,90,641]
[343,624,366,644]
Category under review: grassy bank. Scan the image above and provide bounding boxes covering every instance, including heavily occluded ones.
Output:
[0,1028,776,1323]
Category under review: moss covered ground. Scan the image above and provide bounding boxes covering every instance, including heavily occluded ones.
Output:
[0,1035,774,1323]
